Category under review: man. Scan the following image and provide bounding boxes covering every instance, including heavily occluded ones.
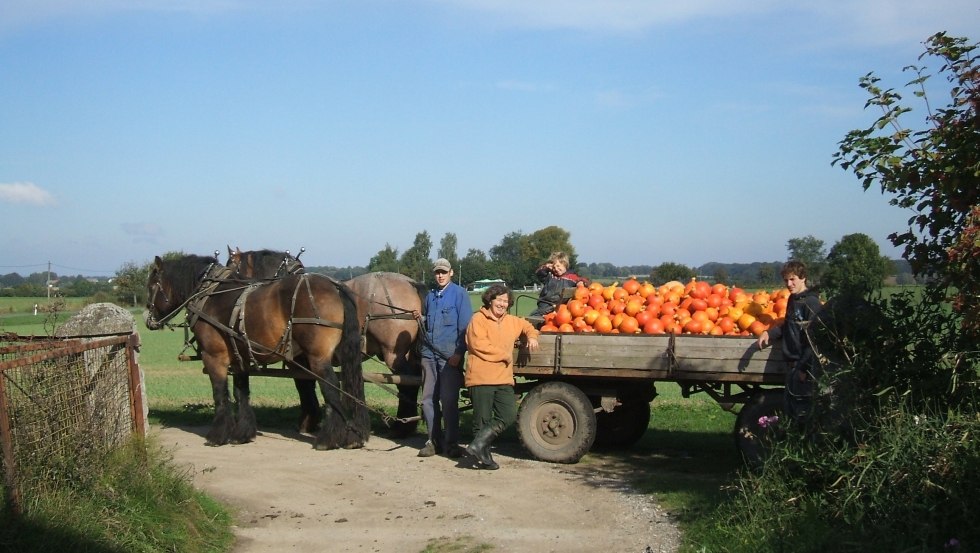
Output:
[418,258,473,458]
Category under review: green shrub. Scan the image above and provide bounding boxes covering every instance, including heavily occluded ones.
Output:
[684,286,980,553]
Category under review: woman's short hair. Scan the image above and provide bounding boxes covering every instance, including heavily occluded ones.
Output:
[481,283,513,308]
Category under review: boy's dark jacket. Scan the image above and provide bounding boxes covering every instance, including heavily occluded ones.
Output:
[531,266,588,316]
[767,288,822,363]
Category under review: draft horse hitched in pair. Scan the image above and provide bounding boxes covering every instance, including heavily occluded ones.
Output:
[144,253,369,450]
[227,247,426,438]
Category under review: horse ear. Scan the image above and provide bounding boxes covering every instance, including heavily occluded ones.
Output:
[227,245,234,257]
[154,256,164,268]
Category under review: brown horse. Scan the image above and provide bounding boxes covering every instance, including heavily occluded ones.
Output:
[145,253,369,449]
[227,249,425,437]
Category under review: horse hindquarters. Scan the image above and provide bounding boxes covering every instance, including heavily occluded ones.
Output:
[294,276,368,450]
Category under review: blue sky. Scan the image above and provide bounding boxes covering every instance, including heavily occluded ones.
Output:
[1,1,978,278]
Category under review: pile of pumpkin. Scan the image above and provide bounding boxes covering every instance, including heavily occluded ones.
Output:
[538,278,788,337]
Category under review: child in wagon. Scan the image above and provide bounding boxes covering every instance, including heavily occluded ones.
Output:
[529,251,588,317]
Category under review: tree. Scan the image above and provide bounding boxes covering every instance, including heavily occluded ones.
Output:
[526,226,577,268]
[834,32,979,333]
[367,244,399,273]
[399,231,433,283]
[786,235,827,283]
[437,233,458,267]
[436,232,460,284]
[756,265,776,286]
[114,261,150,307]
[490,231,536,287]
[459,248,491,285]
[713,266,730,285]
[650,262,695,284]
[821,233,892,298]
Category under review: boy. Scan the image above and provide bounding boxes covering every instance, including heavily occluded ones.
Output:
[529,251,588,317]
[757,260,823,422]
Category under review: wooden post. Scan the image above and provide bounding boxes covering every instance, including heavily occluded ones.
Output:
[0,368,22,516]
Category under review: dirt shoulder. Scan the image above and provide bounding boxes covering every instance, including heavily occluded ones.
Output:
[156,424,680,553]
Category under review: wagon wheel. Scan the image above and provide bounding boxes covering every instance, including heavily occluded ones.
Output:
[594,400,651,449]
[734,389,785,468]
[517,381,596,464]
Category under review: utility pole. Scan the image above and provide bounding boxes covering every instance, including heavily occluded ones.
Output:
[46,261,51,299]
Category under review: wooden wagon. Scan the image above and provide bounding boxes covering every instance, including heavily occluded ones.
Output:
[509,332,787,464]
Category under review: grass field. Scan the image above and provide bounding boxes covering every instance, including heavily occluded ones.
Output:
[1,293,741,549]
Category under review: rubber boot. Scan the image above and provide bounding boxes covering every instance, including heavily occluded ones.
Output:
[466,427,499,470]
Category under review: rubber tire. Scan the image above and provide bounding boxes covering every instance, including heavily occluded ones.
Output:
[517,381,597,464]
[734,389,784,468]
[594,400,651,449]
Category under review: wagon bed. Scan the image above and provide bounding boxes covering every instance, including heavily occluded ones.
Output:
[509,331,787,464]
[514,332,785,383]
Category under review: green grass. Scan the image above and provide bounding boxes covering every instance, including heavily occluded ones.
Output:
[2,294,745,551]
[1,436,234,553]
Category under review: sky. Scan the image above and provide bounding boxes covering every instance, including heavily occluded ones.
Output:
[1,1,978,278]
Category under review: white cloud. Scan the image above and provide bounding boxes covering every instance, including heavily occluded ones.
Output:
[0,182,56,206]
[430,0,778,32]
[4,0,977,46]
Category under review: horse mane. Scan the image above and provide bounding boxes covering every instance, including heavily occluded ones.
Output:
[168,255,219,299]
[235,249,305,279]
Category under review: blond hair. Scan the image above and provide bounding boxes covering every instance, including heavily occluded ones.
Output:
[547,251,570,266]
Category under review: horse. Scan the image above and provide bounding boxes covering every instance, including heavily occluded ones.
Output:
[145,253,369,450]
[227,248,426,438]
[227,246,304,281]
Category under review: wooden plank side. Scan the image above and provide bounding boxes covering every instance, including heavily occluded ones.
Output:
[672,335,786,379]
[514,333,671,375]
[513,332,788,383]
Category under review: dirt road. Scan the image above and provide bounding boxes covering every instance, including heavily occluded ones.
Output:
[156,424,680,553]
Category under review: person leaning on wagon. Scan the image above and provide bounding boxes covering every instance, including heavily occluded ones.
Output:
[464,283,540,470]
[529,251,589,318]
[417,258,473,459]
[756,260,823,423]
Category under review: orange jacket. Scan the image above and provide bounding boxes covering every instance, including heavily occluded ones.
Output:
[465,307,540,387]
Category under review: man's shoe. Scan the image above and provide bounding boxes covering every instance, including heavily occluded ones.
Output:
[417,442,437,457]
[445,444,465,459]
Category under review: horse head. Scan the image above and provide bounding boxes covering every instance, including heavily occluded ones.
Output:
[144,254,219,330]
[226,247,305,280]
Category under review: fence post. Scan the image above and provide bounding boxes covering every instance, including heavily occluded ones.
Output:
[126,332,147,438]
[0,371,23,516]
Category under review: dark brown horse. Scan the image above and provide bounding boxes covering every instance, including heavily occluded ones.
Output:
[145,253,369,449]
[227,249,425,437]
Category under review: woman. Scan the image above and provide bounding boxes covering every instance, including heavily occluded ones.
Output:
[464,283,540,469]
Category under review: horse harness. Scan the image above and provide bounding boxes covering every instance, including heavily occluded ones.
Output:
[182,265,346,372]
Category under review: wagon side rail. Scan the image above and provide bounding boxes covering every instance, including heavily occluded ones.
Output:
[513,332,786,389]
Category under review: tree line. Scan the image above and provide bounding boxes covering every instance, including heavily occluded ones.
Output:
[2,227,910,307]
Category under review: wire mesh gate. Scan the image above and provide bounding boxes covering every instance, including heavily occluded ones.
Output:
[0,332,146,515]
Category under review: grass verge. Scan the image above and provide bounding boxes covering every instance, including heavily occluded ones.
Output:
[0,436,234,553]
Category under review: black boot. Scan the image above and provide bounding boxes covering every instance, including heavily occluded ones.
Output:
[466,427,499,470]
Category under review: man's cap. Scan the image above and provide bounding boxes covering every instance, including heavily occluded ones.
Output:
[432,258,452,272]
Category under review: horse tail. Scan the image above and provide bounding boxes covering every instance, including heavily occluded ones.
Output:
[336,280,370,436]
